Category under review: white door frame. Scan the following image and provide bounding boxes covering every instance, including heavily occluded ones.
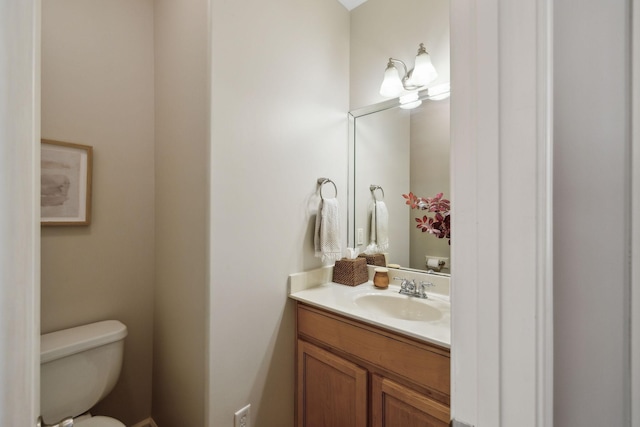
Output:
[450,0,553,425]
[632,1,640,425]
[0,0,41,425]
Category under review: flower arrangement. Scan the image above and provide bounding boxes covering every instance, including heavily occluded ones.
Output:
[402,192,451,244]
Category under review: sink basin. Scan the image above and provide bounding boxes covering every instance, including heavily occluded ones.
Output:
[353,293,444,322]
[290,280,451,346]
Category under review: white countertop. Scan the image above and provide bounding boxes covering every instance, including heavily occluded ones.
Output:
[289,273,451,348]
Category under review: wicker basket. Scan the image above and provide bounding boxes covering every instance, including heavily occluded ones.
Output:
[358,253,386,267]
[332,258,369,286]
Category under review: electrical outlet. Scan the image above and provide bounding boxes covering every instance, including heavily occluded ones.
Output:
[357,228,364,245]
[234,404,251,427]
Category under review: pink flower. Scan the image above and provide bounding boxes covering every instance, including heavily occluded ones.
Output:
[403,192,451,244]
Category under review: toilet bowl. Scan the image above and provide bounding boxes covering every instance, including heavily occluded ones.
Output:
[40,320,128,426]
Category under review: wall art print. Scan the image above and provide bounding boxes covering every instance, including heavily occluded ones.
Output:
[41,139,92,226]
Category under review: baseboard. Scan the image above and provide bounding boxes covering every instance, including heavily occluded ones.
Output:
[130,417,157,427]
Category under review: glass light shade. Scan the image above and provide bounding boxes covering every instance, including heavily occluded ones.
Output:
[411,51,438,87]
[399,92,419,104]
[399,92,422,109]
[379,64,404,98]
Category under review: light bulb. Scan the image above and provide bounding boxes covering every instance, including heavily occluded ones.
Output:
[399,92,419,104]
[399,100,422,109]
[399,92,422,109]
[428,82,450,100]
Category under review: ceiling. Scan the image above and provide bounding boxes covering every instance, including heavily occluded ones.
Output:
[337,0,369,11]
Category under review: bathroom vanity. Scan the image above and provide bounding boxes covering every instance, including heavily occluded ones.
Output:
[289,267,450,427]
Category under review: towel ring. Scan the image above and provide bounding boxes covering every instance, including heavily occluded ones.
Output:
[370,185,385,201]
[318,178,337,200]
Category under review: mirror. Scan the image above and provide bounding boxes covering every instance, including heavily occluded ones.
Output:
[345,0,450,274]
[348,91,451,273]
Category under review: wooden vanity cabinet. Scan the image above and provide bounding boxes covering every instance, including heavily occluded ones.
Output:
[295,302,450,427]
[297,340,368,427]
[371,375,449,427]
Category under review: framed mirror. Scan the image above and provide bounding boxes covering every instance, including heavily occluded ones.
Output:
[348,89,451,273]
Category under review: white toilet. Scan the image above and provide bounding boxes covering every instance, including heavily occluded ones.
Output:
[40,320,128,427]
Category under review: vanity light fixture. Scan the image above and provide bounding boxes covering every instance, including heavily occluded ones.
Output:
[379,43,438,98]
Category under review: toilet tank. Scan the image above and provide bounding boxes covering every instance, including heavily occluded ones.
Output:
[40,320,128,424]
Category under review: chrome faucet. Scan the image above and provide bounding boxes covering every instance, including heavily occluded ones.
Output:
[394,277,434,299]
[38,416,74,427]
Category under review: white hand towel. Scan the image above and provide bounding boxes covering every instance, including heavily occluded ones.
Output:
[314,198,342,263]
[366,200,389,254]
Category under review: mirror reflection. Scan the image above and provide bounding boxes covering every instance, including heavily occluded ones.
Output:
[348,92,450,273]
[346,0,450,274]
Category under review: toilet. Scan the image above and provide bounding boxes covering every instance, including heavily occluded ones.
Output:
[40,320,128,427]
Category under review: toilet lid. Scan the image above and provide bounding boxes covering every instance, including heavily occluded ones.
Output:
[75,416,125,427]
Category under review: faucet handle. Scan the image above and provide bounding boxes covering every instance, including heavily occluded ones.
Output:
[393,277,408,289]
[416,281,435,298]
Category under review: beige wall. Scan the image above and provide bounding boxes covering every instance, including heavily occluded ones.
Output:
[151,0,209,425]
[208,0,349,425]
[41,1,349,426]
[40,0,155,425]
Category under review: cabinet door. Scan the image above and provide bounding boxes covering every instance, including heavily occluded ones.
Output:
[372,374,450,427]
[297,340,367,427]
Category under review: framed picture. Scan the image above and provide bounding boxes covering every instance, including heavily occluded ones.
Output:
[41,139,93,226]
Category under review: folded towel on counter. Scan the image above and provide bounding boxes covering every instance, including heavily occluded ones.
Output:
[314,198,342,263]
[365,200,389,254]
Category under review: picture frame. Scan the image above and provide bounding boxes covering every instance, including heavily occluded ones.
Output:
[41,139,93,226]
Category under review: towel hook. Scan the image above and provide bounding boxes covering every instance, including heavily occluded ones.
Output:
[318,178,338,200]
[370,185,385,201]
